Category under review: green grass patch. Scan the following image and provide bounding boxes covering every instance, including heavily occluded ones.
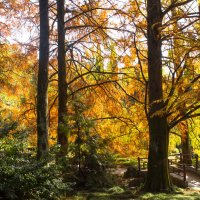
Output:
[115,157,138,167]
[64,189,200,200]
[140,192,200,200]
[64,187,137,200]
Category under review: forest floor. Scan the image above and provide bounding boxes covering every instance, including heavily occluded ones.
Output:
[64,186,200,200]
[64,190,200,200]
[64,165,200,200]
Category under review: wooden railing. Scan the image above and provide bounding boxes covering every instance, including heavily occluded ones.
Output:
[168,159,186,181]
[137,153,199,182]
[169,153,199,172]
[195,154,199,172]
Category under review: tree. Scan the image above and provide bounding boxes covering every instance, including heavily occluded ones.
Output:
[57,0,68,155]
[145,0,172,192]
[145,0,199,191]
[37,0,49,159]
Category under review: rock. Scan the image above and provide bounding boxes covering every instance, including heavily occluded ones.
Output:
[123,166,138,178]
[128,177,144,187]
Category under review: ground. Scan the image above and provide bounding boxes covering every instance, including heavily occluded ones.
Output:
[64,189,200,200]
[63,164,200,200]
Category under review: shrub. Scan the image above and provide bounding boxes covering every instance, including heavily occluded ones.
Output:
[0,129,73,200]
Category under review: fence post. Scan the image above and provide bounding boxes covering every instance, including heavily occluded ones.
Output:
[183,164,186,182]
[180,153,183,164]
[196,154,198,172]
[138,157,141,175]
[168,159,171,173]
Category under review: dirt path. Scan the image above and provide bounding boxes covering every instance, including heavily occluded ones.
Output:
[187,171,200,190]
[111,165,200,189]
[114,165,200,191]
[109,165,127,176]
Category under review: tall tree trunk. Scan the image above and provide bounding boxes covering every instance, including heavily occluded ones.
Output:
[57,0,68,155]
[198,0,200,19]
[145,0,172,192]
[37,0,49,159]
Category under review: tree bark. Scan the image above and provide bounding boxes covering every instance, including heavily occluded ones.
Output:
[37,0,49,159]
[198,0,200,20]
[145,0,172,192]
[57,0,68,155]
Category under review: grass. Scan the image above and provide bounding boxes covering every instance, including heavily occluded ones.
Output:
[140,192,200,200]
[63,186,136,200]
[64,188,200,200]
[115,157,138,167]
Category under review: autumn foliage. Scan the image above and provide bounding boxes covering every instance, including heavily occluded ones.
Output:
[0,0,200,195]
